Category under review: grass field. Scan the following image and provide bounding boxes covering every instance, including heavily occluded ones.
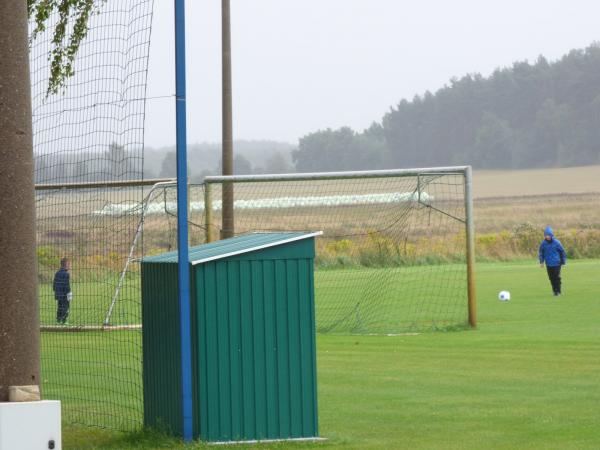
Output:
[39,263,467,332]
[36,166,600,448]
[39,277,142,326]
[52,259,600,449]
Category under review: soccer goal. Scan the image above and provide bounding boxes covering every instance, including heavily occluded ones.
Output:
[79,166,476,335]
[204,167,476,334]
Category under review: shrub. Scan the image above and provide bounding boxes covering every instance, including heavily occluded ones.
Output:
[512,222,540,254]
[37,245,59,268]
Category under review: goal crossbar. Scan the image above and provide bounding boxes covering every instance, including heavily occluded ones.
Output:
[204,166,470,184]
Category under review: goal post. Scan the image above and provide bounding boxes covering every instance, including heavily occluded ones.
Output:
[204,166,476,333]
[464,166,477,328]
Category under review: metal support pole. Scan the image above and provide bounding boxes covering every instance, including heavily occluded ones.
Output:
[221,0,234,239]
[174,0,193,441]
[464,166,477,328]
[204,182,214,243]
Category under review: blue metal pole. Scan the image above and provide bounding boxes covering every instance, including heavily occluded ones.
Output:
[174,0,193,442]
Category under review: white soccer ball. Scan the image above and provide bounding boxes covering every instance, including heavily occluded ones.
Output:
[498,290,511,301]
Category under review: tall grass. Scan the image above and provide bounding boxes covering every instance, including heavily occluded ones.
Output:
[475,223,600,262]
[315,225,600,269]
[38,224,600,276]
[37,192,600,275]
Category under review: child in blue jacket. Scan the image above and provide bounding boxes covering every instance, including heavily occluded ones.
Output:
[53,257,72,324]
[539,226,566,296]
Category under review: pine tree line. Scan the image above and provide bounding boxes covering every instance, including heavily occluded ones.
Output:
[294,43,600,171]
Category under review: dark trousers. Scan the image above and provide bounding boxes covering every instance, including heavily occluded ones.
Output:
[56,297,70,323]
[546,266,562,294]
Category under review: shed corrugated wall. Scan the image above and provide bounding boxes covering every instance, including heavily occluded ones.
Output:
[141,262,185,434]
[142,234,319,442]
[195,238,318,442]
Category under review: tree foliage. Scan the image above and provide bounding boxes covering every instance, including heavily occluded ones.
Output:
[293,124,389,172]
[154,141,295,180]
[294,44,600,171]
[28,0,103,94]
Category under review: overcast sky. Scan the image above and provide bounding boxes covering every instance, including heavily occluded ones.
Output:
[144,0,600,148]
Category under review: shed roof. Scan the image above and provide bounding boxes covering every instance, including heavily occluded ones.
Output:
[143,231,322,265]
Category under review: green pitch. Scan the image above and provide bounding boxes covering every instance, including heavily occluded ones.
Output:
[51,260,600,449]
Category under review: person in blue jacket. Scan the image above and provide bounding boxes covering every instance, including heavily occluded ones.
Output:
[53,257,72,324]
[539,226,566,296]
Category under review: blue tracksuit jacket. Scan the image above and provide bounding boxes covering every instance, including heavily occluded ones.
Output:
[53,268,71,299]
[538,227,566,268]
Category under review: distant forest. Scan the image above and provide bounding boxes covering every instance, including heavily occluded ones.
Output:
[294,43,600,171]
[35,44,600,183]
[35,140,295,184]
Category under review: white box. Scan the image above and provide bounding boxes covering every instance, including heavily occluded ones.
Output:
[0,400,61,450]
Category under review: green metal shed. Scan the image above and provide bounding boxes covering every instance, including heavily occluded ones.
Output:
[141,231,322,443]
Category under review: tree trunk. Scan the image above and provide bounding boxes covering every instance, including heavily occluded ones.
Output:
[0,0,40,401]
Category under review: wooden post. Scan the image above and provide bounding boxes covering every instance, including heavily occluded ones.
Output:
[221,0,235,239]
[204,182,214,243]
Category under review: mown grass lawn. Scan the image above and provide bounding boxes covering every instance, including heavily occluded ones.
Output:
[59,260,600,449]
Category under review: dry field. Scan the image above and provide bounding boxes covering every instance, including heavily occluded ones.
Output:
[473,165,600,198]
[473,166,600,234]
[474,193,600,233]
